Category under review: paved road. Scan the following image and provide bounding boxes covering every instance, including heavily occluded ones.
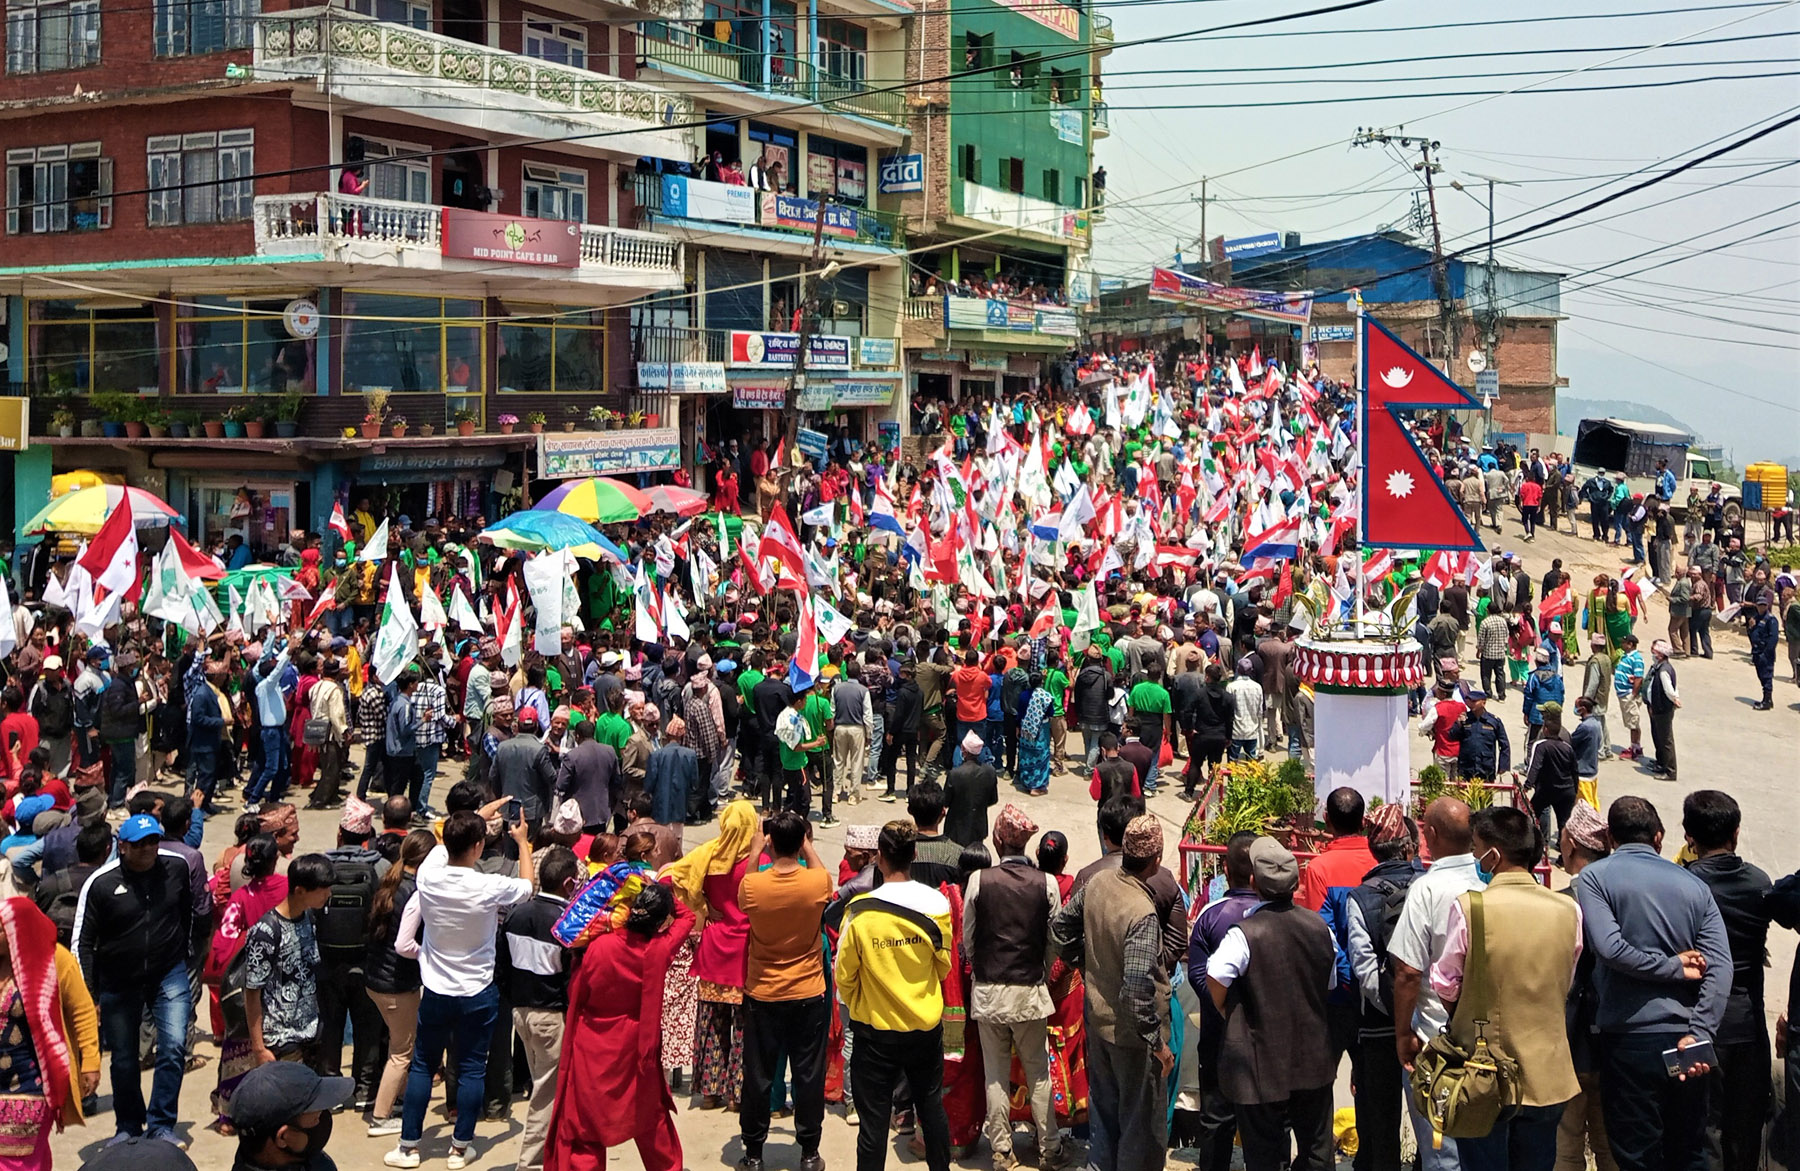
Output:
[50,510,1797,1171]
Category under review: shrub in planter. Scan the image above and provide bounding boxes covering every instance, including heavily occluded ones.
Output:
[456,407,482,437]
[202,419,226,438]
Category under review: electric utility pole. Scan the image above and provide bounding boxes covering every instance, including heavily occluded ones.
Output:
[1353,127,1457,366]
[785,200,833,452]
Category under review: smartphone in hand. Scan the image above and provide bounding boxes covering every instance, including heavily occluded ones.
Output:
[1661,1039,1716,1078]
[505,797,523,824]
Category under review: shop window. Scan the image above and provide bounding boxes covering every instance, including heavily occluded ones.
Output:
[816,18,865,86]
[175,296,317,394]
[522,163,586,222]
[1042,168,1059,203]
[336,0,429,27]
[522,14,585,68]
[807,134,866,206]
[1002,50,1039,93]
[1047,66,1078,104]
[958,143,979,184]
[26,298,160,394]
[355,138,432,205]
[961,30,991,73]
[153,0,254,56]
[5,0,100,73]
[6,142,110,233]
[497,305,606,393]
[338,292,482,395]
[146,129,252,226]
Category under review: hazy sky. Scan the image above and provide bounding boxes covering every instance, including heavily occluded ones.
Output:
[1090,0,1800,462]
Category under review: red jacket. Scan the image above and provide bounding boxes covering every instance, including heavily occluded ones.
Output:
[1297,833,1378,912]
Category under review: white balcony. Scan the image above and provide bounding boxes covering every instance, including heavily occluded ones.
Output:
[958,182,1091,248]
[252,192,683,299]
[255,8,695,162]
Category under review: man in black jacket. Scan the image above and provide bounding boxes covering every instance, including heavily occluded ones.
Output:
[1072,645,1113,769]
[880,663,922,801]
[1446,691,1511,780]
[502,846,580,1171]
[752,660,795,812]
[1681,791,1772,1171]
[72,813,206,1143]
[944,731,998,847]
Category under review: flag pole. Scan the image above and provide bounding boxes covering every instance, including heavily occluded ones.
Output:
[1353,291,1367,639]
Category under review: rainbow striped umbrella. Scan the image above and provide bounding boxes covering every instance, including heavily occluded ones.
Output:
[531,477,653,524]
[23,485,183,536]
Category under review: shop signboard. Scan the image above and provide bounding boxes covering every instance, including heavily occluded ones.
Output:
[857,336,898,366]
[0,398,27,452]
[1476,369,1499,399]
[796,426,830,468]
[994,0,1078,39]
[638,361,728,393]
[441,209,579,267]
[1147,266,1313,326]
[1036,307,1079,336]
[878,421,900,452]
[829,380,897,406]
[966,352,1009,371]
[539,428,681,478]
[659,174,757,224]
[877,153,924,194]
[731,383,788,410]
[728,331,852,370]
[1308,324,1355,342]
[359,448,506,474]
[759,192,858,239]
[1226,320,1252,340]
[1221,232,1282,260]
[1004,301,1037,331]
[1050,109,1082,145]
[917,350,963,364]
[795,385,835,411]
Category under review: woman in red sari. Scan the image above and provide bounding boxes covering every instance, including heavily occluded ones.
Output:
[287,651,320,794]
[544,882,694,1171]
[713,461,741,516]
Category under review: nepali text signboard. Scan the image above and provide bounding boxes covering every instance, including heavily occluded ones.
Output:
[829,379,898,406]
[796,427,830,468]
[857,336,898,367]
[759,193,859,239]
[638,361,728,393]
[877,154,924,194]
[1147,266,1313,326]
[731,383,787,410]
[659,174,756,224]
[441,209,579,267]
[727,331,852,370]
[539,429,681,479]
[1308,324,1355,342]
[943,296,1080,338]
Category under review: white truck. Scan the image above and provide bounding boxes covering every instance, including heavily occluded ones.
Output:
[1568,417,1741,525]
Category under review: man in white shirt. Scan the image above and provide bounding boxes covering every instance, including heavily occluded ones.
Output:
[387,809,534,1170]
[1387,797,1483,1171]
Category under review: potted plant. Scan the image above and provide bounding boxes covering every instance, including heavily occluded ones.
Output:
[145,409,171,439]
[562,404,582,432]
[390,414,409,438]
[273,390,306,438]
[587,405,615,431]
[202,413,227,439]
[221,403,249,439]
[244,401,267,439]
[524,411,546,434]
[418,421,436,437]
[50,407,76,439]
[91,391,135,438]
[361,389,390,438]
[456,407,482,437]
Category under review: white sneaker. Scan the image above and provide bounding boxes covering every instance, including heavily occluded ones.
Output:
[367,1119,404,1138]
[447,1146,470,1170]
[384,1147,421,1169]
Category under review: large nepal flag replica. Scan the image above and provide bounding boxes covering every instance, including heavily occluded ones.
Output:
[1360,313,1486,551]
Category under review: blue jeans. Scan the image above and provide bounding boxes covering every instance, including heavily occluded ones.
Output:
[248,725,288,804]
[1229,737,1259,760]
[105,739,136,808]
[98,963,192,1138]
[415,741,441,811]
[985,718,1007,772]
[1455,1102,1565,1171]
[401,984,501,1147]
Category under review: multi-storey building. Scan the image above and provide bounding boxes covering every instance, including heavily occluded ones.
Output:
[0,0,701,546]
[894,0,1103,426]
[624,0,914,460]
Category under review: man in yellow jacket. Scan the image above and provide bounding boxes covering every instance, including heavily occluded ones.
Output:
[833,820,954,1171]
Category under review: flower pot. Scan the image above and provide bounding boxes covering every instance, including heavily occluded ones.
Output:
[124,421,147,439]
[496,422,513,435]
[222,421,246,439]
[361,423,382,438]
[169,421,189,438]
[644,413,661,428]
[244,420,266,439]
[102,421,126,438]
[418,424,436,438]
[57,426,73,439]
[203,420,225,438]
[563,422,576,432]
[458,420,477,437]
[529,423,544,434]
[147,424,169,439]
[79,420,102,437]
[274,421,298,438]
[391,424,408,438]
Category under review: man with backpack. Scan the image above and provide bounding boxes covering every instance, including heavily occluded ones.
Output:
[1343,805,1426,1171]
[26,656,74,777]
[96,651,145,810]
[316,802,390,1111]
[1186,832,1261,1171]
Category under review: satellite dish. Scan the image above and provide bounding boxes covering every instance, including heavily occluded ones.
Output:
[1467,350,1488,374]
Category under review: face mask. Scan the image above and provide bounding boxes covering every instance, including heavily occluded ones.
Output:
[282,1109,333,1158]
[1475,848,1499,884]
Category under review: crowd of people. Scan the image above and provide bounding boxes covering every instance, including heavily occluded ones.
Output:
[0,343,1795,1171]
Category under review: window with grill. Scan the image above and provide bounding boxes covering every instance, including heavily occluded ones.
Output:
[6,142,111,233]
[146,130,253,226]
[154,0,256,57]
[4,0,100,73]
[522,163,586,223]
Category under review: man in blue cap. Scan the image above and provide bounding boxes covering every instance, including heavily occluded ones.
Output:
[72,813,209,1145]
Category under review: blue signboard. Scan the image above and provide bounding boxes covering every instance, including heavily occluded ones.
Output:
[1222,232,1282,260]
[797,427,830,469]
[878,153,924,194]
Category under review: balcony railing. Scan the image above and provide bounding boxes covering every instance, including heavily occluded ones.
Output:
[254,192,682,275]
[1093,12,1113,44]
[639,28,905,126]
[257,8,694,135]
[904,296,941,321]
[632,173,905,249]
[1092,101,1110,136]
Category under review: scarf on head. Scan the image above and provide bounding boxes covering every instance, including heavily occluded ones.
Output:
[0,898,71,1121]
[663,799,758,907]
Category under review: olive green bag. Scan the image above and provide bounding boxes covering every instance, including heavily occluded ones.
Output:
[1409,892,1522,1147]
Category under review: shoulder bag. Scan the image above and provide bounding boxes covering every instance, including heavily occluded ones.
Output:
[1409,892,1522,1147]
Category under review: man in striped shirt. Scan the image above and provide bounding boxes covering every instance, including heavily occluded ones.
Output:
[1611,633,1647,761]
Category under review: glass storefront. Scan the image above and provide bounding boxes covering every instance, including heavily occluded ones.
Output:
[175,296,316,394]
[27,299,161,393]
[338,291,483,395]
[496,305,607,393]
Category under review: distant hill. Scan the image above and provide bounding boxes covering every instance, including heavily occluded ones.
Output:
[1558,397,1701,439]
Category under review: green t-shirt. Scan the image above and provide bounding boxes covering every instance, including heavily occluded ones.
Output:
[1044,668,1069,716]
[737,667,765,705]
[1128,680,1171,714]
[594,711,633,752]
[778,710,811,771]
[1105,646,1125,676]
[802,693,834,755]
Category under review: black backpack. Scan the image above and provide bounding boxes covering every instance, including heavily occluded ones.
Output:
[96,675,144,743]
[315,854,380,962]
[1350,868,1421,1017]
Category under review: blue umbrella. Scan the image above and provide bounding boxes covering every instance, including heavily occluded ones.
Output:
[480,511,621,561]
